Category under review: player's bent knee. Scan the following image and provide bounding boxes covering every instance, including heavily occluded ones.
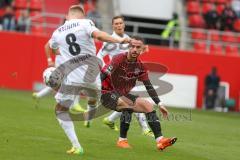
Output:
[118,97,131,107]
[136,98,154,113]
[144,103,154,113]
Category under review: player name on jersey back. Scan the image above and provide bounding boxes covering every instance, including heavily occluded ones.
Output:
[58,22,80,32]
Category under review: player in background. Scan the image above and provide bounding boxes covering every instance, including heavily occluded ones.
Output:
[95,16,153,137]
[100,36,177,150]
[49,5,129,155]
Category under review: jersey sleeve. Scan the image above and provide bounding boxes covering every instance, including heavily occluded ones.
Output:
[143,80,161,105]
[48,30,59,50]
[100,55,117,81]
[138,63,149,81]
[85,19,99,38]
[106,54,121,72]
[100,54,123,79]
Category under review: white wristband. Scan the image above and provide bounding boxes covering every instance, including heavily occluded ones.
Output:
[47,58,52,62]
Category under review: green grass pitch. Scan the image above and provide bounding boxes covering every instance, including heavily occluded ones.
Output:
[0,89,239,160]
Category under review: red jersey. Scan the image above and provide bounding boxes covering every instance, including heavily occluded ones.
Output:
[101,53,149,95]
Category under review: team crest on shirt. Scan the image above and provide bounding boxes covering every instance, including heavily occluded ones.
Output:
[107,65,113,71]
[134,68,141,75]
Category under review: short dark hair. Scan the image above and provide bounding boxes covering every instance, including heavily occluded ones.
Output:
[69,5,85,15]
[131,35,145,44]
[112,15,125,24]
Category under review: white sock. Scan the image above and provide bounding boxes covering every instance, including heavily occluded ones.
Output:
[156,136,163,143]
[134,113,149,132]
[119,137,127,141]
[36,87,53,98]
[85,104,96,122]
[107,111,122,122]
[56,113,81,148]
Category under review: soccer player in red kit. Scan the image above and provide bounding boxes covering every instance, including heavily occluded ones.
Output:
[100,36,177,150]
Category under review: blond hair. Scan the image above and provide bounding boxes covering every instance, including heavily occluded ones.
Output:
[68,5,85,15]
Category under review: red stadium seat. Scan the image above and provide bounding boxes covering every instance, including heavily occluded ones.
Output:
[202,3,214,15]
[186,1,201,14]
[45,28,55,35]
[202,0,216,3]
[221,32,237,43]
[191,30,207,39]
[15,9,22,20]
[225,45,239,57]
[13,0,29,9]
[237,35,240,43]
[29,0,43,11]
[216,0,228,4]
[31,25,45,35]
[30,11,44,23]
[210,30,220,41]
[216,4,225,15]
[233,19,240,32]
[188,15,205,28]
[194,42,207,52]
[0,9,5,17]
[84,3,94,14]
[210,43,223,55]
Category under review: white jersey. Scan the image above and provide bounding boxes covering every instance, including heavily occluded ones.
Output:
[49,18,99,84]
[97,32,129,65]
[55,55,63,67]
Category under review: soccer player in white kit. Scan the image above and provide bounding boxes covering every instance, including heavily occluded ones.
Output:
[49,5,129,155]
[96,16,153,137]
[32,40,85,111]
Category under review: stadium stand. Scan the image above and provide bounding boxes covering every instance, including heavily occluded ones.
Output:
[185,0,240,56]
[0,0,239,56]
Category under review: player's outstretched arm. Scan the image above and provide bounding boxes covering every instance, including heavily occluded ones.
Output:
[92,30,130,44]
[143,80,169,118]
[44,42,54,67]
[45,42,60,67]
[96,44,108,67]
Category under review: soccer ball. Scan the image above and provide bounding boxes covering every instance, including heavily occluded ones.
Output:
[43,67,56,87]
[43,67,62,89]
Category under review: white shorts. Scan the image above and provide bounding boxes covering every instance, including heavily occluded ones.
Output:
[54,55,101,108]
[55,78,101,108]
